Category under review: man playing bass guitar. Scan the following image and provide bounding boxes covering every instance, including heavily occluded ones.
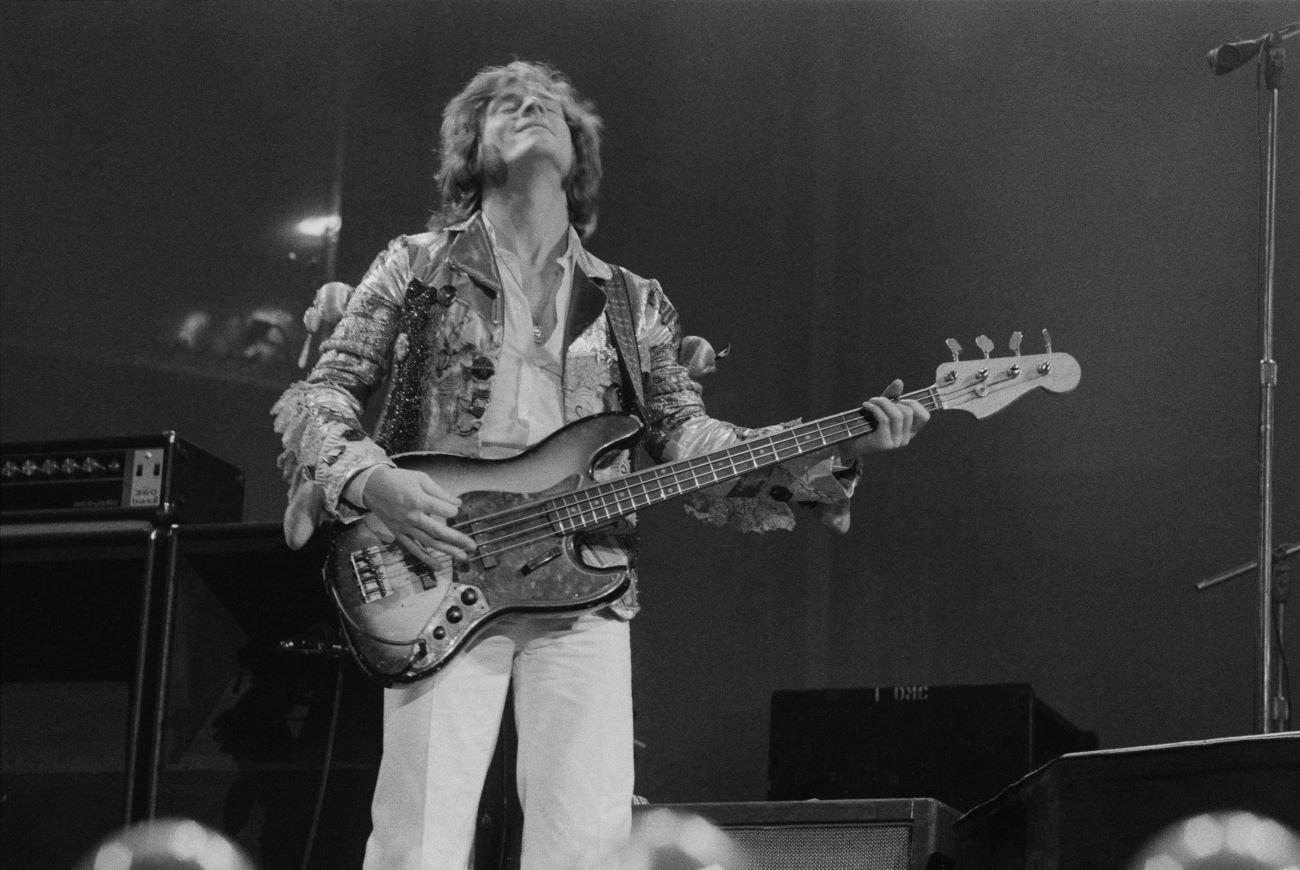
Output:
[272,60,928,870]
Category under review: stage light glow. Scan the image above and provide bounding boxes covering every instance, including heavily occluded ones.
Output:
[1227,814,1260,857]
[614,808,740,870]
[74,818,257,870]
[1130,811,1300,870]
[294,214,341,237]
[1142,855,1183,870]
[168,820,209,859]
[91,842,133,870]
[1224,814,1300,863]
[1183,814,1226,858]
[198,836,237,870]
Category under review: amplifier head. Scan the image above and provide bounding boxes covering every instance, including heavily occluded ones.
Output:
[1,431,244,527]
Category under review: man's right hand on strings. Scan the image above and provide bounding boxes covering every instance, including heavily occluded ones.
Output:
[362,466,478,566]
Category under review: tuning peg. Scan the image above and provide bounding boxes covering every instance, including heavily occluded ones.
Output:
[945,338,963,362]
[1039,329,1055,375]
[1006,332,1024,377]
[975,335,994,359]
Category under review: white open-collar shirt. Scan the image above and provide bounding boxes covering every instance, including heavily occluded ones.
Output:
[478,216,580,459]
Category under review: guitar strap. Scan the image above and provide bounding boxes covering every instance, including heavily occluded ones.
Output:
[598,265,646,568]
[602,265,648,422]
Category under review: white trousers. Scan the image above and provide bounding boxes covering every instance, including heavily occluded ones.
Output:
[362,611,635,870]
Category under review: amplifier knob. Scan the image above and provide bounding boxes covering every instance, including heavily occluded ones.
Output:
[21,460,39,477]
[61,458,80,475]
[40,459,59,475]
[82,457,104,474]
[1,461,18,479]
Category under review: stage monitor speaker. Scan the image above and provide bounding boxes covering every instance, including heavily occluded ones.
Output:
[634,798,958,870]
[954,732,1300,870]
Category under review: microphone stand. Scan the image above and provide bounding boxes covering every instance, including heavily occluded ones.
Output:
[1205,22,1300,734]
[1197,544,1298,730]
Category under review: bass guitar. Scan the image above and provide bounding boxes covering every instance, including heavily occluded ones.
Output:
[326,331,1080,685]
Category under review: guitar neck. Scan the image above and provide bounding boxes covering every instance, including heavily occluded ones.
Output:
[549,385,940,534]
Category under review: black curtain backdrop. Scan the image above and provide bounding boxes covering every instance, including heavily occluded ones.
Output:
[3,0,1297,804]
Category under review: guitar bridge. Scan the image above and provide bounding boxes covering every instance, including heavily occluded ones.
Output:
[350,545,441,603]
[351,548,390,603]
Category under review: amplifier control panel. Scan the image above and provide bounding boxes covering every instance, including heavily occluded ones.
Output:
[1,433,243,526]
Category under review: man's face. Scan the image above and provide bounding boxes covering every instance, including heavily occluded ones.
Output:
[479,81,575,183]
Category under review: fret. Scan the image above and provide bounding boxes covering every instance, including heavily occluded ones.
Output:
[551,493,578,534]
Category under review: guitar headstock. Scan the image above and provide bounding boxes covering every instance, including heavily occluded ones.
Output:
[933,330,1080,419]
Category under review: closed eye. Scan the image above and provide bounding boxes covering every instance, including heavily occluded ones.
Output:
[489,92,561,116]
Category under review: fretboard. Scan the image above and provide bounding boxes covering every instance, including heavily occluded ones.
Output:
[548,386,938,535]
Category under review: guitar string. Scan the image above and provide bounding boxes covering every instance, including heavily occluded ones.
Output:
[387,410,885,585]
[345,402,890,649]
[350,370,1042,651]
[457,384,941,540]
[481,414,875,543]
[443,413,897,558]
[356,374,1013,645]
[345,406,888,648]
[446,364,1041,561]
[389,381,972,578]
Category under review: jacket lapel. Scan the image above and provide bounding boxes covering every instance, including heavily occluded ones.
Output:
[565,267,608,349]
[444,214,617,347]
[444,215,501,323]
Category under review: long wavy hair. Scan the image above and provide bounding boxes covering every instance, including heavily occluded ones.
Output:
[430,60,604,238]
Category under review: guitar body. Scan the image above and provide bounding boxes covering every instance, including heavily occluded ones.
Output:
[327,413,643,685]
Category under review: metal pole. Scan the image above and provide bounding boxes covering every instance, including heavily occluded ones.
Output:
[1256,42,1282,733]
[1206,21,1298,733]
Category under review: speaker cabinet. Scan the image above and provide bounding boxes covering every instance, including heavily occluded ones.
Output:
[2,519,166,864]
[955,733,1300,870]
[1,522,381,870]
[634,798,958,870]
[769,684,1096,811]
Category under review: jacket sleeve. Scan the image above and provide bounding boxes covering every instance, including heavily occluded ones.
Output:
[270,236,423,548]
[634,278,861,534]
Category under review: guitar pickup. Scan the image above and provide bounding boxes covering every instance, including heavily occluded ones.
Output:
[521,547,561,576]
[401,552,440,591]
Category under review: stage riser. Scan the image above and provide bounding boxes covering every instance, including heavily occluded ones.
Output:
[955,734,1300,870]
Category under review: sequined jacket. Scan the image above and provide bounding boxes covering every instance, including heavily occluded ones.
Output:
[272,214,860,618]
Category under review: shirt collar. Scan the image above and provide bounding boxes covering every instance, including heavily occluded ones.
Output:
[480,214,575,268]
[466,211,613,282]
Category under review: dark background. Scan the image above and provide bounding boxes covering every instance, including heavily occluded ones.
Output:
[3,0,1297,812]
